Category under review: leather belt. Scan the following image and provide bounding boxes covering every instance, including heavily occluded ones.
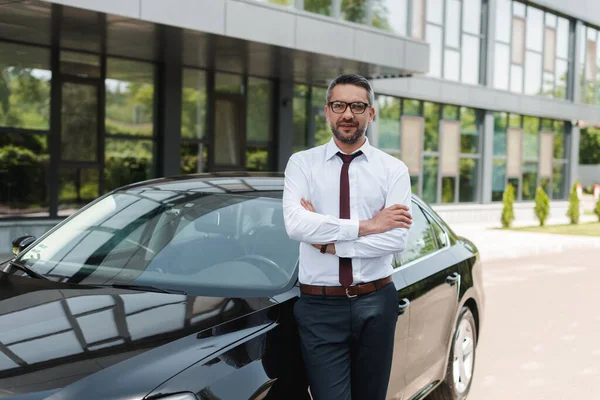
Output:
[299,276,393,298]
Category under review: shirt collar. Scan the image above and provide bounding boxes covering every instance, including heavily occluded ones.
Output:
[325,136,372,162]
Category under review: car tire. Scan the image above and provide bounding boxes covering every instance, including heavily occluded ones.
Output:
[428,307,477,400]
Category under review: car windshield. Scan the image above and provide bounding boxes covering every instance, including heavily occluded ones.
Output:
[16,188,299,296]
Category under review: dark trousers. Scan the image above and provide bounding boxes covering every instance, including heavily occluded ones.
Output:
[293,281,398,400]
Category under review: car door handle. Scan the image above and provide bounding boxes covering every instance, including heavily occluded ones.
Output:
[398,298,410,316]
[446,272,460,286]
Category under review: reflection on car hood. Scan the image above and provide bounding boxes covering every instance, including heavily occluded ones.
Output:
[0,272,272,399]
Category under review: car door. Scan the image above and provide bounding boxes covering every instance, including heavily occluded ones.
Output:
[396,202,460,398]
[385,270,411,400]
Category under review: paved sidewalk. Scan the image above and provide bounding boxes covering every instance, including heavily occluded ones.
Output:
[469,248,600,399]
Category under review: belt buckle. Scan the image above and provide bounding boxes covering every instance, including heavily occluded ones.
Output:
[345,287,357,298]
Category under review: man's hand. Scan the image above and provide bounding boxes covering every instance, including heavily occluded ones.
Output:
[310,243,336,254]
[360,204,412,236]
[300,198,315,213]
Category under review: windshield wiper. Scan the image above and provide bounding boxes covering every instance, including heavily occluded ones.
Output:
[7,260,49,280]
[94,283,186,295]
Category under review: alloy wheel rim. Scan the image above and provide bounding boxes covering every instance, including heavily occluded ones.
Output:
[452,318,475,394]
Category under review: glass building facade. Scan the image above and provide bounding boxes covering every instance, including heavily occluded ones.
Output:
[493,0,571,98]
[0,0,592,228]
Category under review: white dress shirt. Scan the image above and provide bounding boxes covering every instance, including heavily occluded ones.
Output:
[283,137,412,286]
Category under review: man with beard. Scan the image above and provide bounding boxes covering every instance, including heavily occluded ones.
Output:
[282,73,413,400]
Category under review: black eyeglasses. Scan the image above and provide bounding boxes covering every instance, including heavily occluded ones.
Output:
[328,101,370,115]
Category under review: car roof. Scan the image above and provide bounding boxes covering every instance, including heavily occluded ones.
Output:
[111,172,454,239]
[116,172,425,204]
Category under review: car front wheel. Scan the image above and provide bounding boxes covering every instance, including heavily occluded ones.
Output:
[429,306,477,400]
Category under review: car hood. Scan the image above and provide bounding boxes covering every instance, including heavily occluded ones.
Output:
[0,272,274,399]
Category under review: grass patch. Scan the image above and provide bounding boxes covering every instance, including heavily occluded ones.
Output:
[584,210,596,216]
[508,222,600,237]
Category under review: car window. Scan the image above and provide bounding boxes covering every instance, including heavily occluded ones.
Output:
[17,192,299,293]
[392,204,439,268]
[428,215,449,248]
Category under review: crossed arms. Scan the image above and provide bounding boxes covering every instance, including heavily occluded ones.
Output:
[282,157,413,259]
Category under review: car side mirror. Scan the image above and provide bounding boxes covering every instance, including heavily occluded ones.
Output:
[12,235,36,256]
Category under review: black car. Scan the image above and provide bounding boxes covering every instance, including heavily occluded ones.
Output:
[0,173,485,400]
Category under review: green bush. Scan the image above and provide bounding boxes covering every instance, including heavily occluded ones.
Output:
[566,182,580,224]
[594,196,600,222]
[0,145,47,207]
[246,149,269,171]
[105,156,150,192]
[501,184,515,228]
[534,186,550,226]
[580,127,600,165]
[181,154,200,175]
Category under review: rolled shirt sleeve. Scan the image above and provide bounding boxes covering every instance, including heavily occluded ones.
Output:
[335,166,412,259]
[283,156,359,244]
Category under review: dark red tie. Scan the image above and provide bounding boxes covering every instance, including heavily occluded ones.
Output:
[337,151,362,287]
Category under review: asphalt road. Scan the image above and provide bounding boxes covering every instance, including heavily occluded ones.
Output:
[468,247,600,399]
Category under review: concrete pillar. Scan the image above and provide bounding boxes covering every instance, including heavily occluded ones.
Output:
[276,80,294,172]
[48,4,62,217]
[480,111,495,203]
[568,123,581,190]
[369,92,379,148]
[156,26,183,178]
[568,21,582,191]
[479,0,497,203]
[571,21,583,103]
[483,0,497,88]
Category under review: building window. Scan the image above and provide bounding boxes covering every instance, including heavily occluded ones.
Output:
[402,116,424,190]
[377,95,402,156]
[213,73,244,169]
[292,84,309,153]
[422,101,440,203]
[181,69,208,174]
[412,0,426,40]
[0,43,51,131]
[311,87,330,146]
[491,113,568,201]
[376,98,480,204]
[440,106,481,203]
[292,84,331,153]
[105,58,155,193]
[422,0,484,83]
[0,42,51,218]
[372,0,408,36]
[62,82,98,163]
[341,0,369,24]
[246,77,274,171]
[579,25,600,104]
[253,0,295,7]
[495,0,570,99]
[304,0,332,16]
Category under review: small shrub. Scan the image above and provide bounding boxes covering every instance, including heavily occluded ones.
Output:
[534,186,550,226]
[501,184,515,228]
[594,196,600,222]
[0,145,46,206]
[566,182,580,224]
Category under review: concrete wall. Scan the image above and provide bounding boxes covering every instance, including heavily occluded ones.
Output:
[40,0,429,76]
[579,165,600,186]
[432,201,579,227]
[531,0,600,29]
[372,76,600,124]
